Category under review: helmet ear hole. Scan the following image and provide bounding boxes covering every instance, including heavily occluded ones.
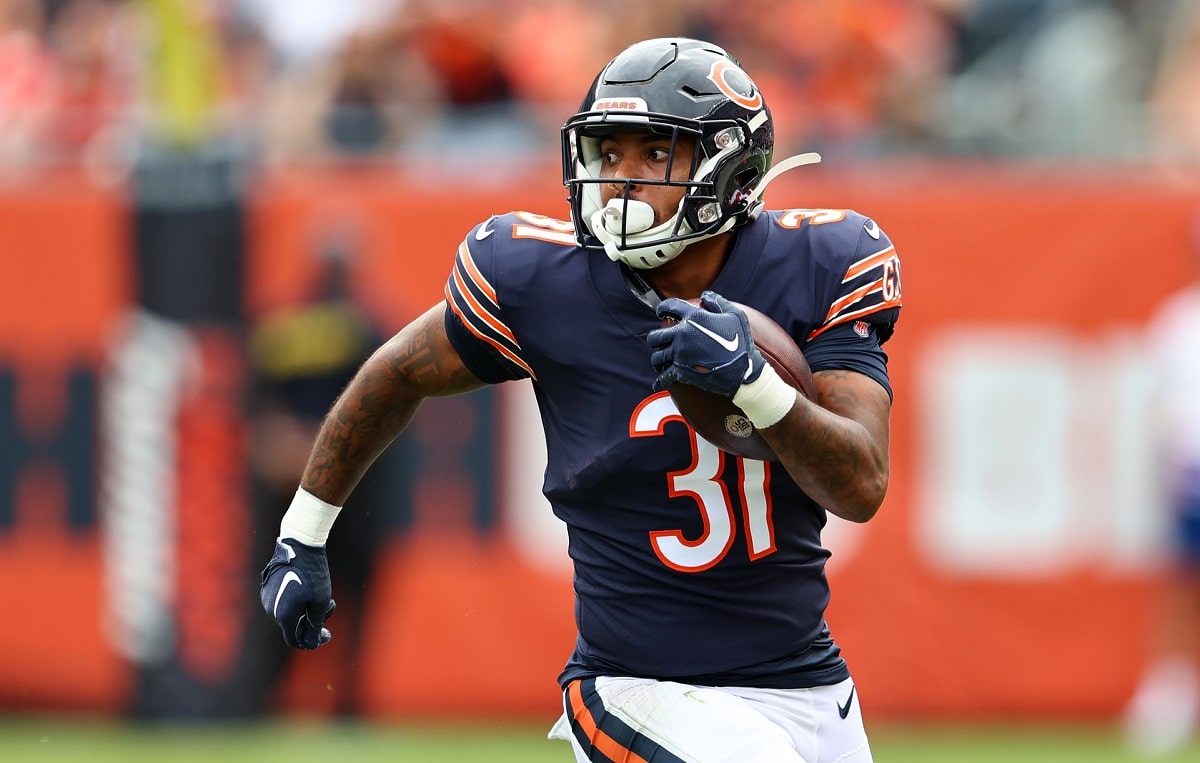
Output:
[697,145,768,229]
[731,167,761,201]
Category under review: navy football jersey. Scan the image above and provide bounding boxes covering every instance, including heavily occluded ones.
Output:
[443,208,901,689]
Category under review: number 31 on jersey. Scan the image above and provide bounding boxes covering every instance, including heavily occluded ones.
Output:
[632,392,776,572]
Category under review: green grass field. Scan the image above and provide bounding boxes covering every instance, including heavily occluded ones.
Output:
[2,717,1198,762]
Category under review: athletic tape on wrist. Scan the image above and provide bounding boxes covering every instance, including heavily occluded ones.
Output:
[733,364,798,430]
[279,487,342,547]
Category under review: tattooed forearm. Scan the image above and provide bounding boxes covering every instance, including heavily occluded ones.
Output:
[300,303,485,505]
[300,352,420,503]
[758,369,891,523]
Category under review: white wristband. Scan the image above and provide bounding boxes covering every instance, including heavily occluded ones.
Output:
[733,363,798,430]
[279,487,342,547]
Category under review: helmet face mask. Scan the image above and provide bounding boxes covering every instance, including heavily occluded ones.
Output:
[562,38,775,270]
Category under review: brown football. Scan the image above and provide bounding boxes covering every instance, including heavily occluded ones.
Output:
[664,300,815,461]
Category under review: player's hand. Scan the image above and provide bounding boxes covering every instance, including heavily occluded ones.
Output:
[648,290,767,398]
[260,538,335,649]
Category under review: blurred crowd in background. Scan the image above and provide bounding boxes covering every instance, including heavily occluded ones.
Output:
[3,0,1200,176]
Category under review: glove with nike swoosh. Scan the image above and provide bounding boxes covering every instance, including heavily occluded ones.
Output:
[260,537,336,650]
[649,291,767,398]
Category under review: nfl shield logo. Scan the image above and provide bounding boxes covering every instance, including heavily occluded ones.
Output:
[853,321,870,338]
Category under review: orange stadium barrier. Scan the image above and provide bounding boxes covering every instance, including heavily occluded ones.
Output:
[0,169,131,710]
[1,162,1197,721]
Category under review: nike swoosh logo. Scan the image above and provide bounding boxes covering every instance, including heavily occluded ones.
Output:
[837,685,856,719]
[273,571,302,618]
[863,219,880,240]
[475,220,495,240]
[687,320,739,352]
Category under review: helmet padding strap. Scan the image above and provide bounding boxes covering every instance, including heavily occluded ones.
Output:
[746,152,822,205]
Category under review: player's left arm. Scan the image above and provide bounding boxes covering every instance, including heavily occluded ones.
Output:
[649,213,900,522]
[760,215,900,522]
[649,292,894,524]
[756,366,890,523]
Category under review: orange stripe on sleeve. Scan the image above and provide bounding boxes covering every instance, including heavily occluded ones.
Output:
[452,265,520,345]
[457,240,498,303]
[842,246,895,283]
[567,680,652,763]
[808,299,901,340]
[443,284,536,378]
[824,279,882,324]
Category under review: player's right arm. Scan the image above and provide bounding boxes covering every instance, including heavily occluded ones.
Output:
[301,300,485,506]
[260,300,484,649]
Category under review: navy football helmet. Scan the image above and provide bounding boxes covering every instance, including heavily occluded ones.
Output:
[562,38,819,269]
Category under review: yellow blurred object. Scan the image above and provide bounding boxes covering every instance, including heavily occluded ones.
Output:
[249,301,374,380]
[136,0,223,146]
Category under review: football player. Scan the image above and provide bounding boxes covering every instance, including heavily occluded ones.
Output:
[261,38,902,762]
[1122,221,1200,757]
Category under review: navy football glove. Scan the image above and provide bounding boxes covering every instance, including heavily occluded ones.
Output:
[648,291,767,398]
[260,538,335,649]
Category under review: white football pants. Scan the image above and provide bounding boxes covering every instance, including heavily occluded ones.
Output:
[548,675,872,762]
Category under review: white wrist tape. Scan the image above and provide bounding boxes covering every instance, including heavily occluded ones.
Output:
[279,487,342,547]
[733,363,798,430]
